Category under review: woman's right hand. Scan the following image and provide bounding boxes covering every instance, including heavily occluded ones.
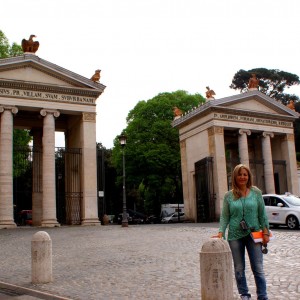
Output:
[211,232,223,238]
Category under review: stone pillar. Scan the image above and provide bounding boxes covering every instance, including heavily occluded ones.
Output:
[80,112,100,225]
[262,131,275,194]
[179,140,196,221]
[40,109,60,227]
[200,238,233,300]
[238,129,251,166]
[31,231,52,283]
[281,134,299,195]
[0,106,18,228]
[208,126,227,219]
[31,128,43,226]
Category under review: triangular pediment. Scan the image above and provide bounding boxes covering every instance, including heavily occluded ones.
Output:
[211,90,299,117]
[173,90,299,128]
[0,54,105,92]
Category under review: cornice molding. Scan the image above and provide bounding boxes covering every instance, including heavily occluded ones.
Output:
[0,79,101,97]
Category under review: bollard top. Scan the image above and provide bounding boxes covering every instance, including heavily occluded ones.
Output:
[32,231,51,242]
[201,238,231,253]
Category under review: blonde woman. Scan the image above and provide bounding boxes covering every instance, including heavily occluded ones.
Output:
[218,164,270,300]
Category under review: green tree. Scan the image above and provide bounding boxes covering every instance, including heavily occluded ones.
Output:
[96,143,119,218]
[0,30,23,58]
[112,90,205,216]
[13,129,32,177]
[230,68,300,105]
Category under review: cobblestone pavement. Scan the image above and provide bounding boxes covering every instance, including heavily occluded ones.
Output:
[0,223,300,300]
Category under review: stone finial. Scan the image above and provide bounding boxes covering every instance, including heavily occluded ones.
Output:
[22,35,39,53]
[91,69,101,82]
[205,86,215,100]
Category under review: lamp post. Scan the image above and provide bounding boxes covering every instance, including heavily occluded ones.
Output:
[119,134,128,227]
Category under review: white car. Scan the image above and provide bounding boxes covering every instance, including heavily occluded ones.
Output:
[161,212,185,223]
[263,193,300,229]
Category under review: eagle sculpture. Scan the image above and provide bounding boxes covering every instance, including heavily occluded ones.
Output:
[173,106,183,117]
[205,86,216,100]
[22,35,39,53]
[91,69,101,82]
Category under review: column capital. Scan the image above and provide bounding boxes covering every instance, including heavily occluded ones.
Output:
[0,106,18,114]
[40,109,60,118]
[82,112,96,122]
[239,129,251,136]
[282,133,294,142]
[208,126,223,136]
[262,131,274,138]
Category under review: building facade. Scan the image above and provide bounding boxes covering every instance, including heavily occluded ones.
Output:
[0,54,105,228]
[173,90,299,223]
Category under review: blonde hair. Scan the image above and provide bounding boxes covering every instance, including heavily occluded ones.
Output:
[232,164,253,199]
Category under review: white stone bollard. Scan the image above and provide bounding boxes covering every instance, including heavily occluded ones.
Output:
[200,238,233,300]
[31,231,53,283]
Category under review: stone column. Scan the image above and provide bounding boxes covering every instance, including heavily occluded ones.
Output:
[40,109,60,227]
[208,126,227,219]
[238,129,251,166]
[80,112,100,225]
[31,128,43,226]
[179,140,195,220]
[281,134,299,195]
[262,131,275,194]
[0,106,18,228]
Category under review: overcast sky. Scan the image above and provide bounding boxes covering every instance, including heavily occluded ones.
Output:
[2,0,300,148]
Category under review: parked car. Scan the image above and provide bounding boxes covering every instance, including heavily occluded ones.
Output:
[263,193,300,229]
[130,209,147,224]
[17,210,32,226]
[146,215,161,224]
[161,212,185,223]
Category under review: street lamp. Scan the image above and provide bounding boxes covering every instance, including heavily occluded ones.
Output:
[119,134,128,227]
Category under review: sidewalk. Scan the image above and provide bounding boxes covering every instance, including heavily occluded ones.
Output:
[0,223,299,299]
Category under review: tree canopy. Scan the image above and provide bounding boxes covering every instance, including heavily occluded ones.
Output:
[0,30,23,58]
[230,68,300,105]
[111,90,205,215]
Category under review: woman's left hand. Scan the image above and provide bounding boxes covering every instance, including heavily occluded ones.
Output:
[263,234,270,244]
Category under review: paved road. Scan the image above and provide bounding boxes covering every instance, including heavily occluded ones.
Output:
[0,223,300,299]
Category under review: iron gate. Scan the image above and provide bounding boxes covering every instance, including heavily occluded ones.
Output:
[56,148,82,225]
[195,157,216,222]
[13,146,82,225]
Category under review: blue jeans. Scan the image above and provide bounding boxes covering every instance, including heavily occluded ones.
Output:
[229,234,268,300]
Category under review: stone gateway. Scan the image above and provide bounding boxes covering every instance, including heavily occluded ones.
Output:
[0,54,106,228]
[173,90,299,223]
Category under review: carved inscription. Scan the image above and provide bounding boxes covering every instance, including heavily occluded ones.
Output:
[213,113,292,128]
[0,88,95,104]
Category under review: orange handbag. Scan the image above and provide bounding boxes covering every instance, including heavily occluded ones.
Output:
[250,230,274,243]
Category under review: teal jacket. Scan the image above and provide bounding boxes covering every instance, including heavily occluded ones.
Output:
[219,186,269,241]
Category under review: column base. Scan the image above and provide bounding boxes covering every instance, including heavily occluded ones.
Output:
[81,218,101,226]
[0,220,17,229]
[41,220,60,227]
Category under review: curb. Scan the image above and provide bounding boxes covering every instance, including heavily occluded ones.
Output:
[0,281,72,300]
